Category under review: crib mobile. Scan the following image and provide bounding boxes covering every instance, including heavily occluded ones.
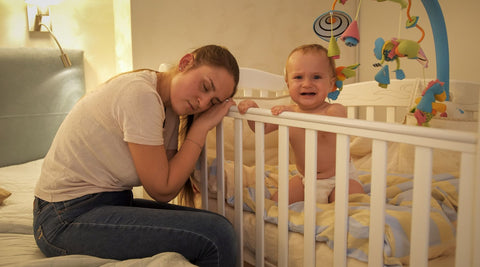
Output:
[313,0,451,126]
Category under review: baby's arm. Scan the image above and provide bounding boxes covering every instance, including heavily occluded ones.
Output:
[238,100,259,131]
[238,100,278,133]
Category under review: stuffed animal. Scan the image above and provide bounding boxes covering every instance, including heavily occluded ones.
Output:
[410,79,447,126]
[328,63,360,100]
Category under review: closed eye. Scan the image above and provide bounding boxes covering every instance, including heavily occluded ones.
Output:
[210,98,221,105]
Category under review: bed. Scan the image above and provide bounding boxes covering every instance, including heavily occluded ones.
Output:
[192,67,480,267]
[0,48,195,267]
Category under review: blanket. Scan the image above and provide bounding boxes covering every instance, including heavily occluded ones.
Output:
[195,160,457,266]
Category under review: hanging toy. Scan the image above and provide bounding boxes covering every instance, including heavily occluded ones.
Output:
[313,10,352,42]
[374,65,390,88]
[340,0,362,47]
[314,0,360,99]
[410,80,447,126]
[340,20,360,47]
[328,36,341,59]
[372,37,427,87]
[329,63,360,100]
[372,0,429,88]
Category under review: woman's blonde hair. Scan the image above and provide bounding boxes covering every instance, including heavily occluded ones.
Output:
[177,45,239,207]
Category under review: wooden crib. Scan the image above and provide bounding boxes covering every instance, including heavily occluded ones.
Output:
[193,67,480,267]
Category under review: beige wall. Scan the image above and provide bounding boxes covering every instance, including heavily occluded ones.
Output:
[130,0,480,84]
[1,0,478,93]
[130,0,357,76]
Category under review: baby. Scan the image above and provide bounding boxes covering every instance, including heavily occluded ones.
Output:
[238,44,364,204]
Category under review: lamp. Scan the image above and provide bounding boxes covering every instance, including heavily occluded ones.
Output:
[26,0,71,67]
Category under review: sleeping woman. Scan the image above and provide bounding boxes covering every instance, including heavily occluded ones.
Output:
[33,45,239,267]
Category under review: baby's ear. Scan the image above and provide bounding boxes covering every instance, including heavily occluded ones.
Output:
[330,76,337,88]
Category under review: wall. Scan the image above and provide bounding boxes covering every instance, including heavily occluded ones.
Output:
[131,0,479,86]
[0,0,118,92]
[1,0,477,92]
[130,0,357,76]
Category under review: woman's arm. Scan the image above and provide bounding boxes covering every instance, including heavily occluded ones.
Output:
[128,99,235,202]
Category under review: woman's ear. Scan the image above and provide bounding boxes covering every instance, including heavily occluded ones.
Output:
[179,53,194,71]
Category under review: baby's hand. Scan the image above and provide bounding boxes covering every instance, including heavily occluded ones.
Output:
[238,100,259,114]
[271,105,295,115]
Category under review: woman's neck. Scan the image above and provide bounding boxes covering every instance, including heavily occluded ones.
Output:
[156,71,173,106]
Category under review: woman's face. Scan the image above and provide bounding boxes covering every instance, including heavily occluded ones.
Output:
[170,65,235,116]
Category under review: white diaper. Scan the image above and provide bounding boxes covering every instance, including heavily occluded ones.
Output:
[301,164,360,204]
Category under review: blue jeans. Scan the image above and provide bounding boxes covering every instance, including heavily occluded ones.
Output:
[33,190,237,267]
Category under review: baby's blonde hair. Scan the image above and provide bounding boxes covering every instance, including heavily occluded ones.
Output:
[285,44,336,79]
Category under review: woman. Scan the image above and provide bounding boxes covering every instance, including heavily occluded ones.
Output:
[33,45,239,266]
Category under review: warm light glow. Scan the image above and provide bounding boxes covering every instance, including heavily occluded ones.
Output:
[113,0,133,73]
[25,0,63,8]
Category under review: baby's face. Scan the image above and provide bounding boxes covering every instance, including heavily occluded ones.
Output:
[285,51,335,110]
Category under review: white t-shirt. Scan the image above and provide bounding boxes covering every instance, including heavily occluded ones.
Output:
[35,70,179,202]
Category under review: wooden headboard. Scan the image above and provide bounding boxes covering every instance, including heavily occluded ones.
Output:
[0,48,85,167]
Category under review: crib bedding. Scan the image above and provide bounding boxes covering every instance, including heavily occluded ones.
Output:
[194,157,458,266]
[0,159,196,267]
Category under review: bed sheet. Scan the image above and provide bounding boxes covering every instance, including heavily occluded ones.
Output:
[0,159,43,234]
[0,159,196,267]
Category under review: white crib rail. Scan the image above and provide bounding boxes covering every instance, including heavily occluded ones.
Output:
[200,106,479,267]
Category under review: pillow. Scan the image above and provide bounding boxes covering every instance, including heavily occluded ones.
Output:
[206,90,292,166]
[0,187,12,204]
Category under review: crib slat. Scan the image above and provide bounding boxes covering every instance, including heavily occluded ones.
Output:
[233,118,244,267]
[277,125,289,267]
[216,121,225,215]
[455,152,475,267]
[474,161,480,267]
[366,106,374,121]
[200,144,209,210]
[254,122,265,267]
[347,106,357,119]
[368,140,388,267]
[386,106,395,123]
[334,134,350,267]
[304,129,317,266]
[409,146,433,267]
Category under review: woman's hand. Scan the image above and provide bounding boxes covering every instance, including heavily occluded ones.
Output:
[192,98,236,133]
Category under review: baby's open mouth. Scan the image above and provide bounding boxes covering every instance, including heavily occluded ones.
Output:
[301,92,316,96]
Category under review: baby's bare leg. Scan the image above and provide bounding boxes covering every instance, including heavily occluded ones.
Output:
[270,175,305,204]
[328,179,365,202]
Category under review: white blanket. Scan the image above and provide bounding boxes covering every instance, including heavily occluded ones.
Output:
[0,159,196,267]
